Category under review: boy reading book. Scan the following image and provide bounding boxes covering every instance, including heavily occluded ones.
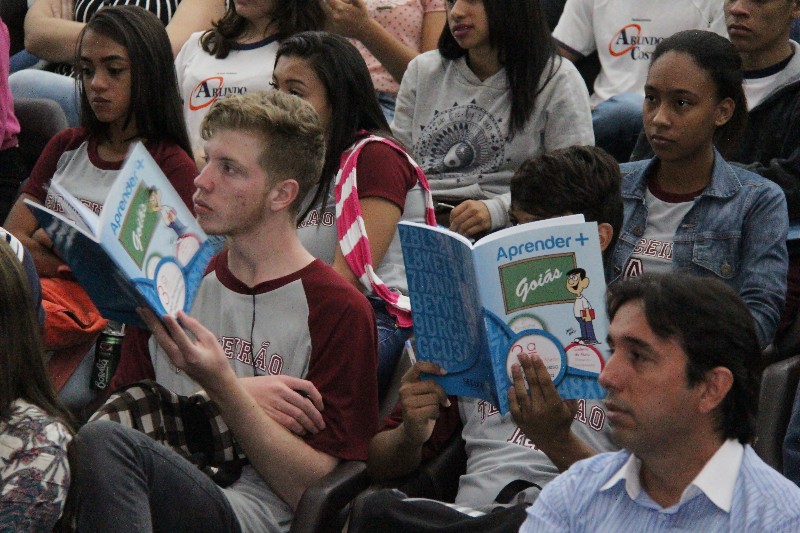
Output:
[351,145,623,531]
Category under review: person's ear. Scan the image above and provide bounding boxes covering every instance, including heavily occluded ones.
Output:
[269,179,299,212]
[696,366,734,414]
[714,97,736,128]
[597,223,614,253]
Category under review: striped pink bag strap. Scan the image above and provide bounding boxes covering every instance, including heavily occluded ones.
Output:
[334,135,436,328]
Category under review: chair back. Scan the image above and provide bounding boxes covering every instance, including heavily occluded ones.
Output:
[754,353,800,471]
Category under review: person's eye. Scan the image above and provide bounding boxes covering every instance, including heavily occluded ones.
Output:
[108,67,125,77]
[676,99,691,108]
[643,94,655,103]
[629,351,649,364]
[269,80,278,89]
[80,66,94,78]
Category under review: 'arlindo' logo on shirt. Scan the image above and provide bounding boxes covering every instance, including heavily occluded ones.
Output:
[189,76,248,110]
[608,23,664,60]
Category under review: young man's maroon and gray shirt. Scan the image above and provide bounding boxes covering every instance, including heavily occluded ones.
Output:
[151,253,379,532]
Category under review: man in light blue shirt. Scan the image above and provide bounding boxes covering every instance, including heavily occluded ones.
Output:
[520,273,800,533]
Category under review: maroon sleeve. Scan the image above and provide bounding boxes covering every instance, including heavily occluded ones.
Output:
[355,141,417,210]
[22,128,85,201]
[148,141,197,214]
[380,396,462,461]
[112,325,156,391]
[303,263,379,461]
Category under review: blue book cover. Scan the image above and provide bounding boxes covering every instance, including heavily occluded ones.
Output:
[26,142,222,328]
[399,215,609,414]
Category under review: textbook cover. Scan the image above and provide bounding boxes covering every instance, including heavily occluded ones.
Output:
[399,215,609,414]
[26,142,222,328]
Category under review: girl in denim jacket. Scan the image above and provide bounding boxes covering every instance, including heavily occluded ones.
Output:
[611,30,788,348]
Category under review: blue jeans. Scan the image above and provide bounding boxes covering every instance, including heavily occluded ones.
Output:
[370,296,411,399]
[592,92,644,163]
[10,50,41,73]
[377,91,396,125]
[74,420,242,533]
[55,346,97,410]
[9,69,81,127]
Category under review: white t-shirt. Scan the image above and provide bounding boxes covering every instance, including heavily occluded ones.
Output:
[742,50,796,110]
[623,186,696,279]
[553,0,726,105]
[175,32,279,153]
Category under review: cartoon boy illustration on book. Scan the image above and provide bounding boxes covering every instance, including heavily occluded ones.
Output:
[566,267,598,345]
[148,187,188,238]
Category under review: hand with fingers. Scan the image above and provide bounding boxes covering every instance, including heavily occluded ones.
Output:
[397,361,451,446]
[324,0,372,40]
[138,307,235,390]
[48,0,75,20]
[239,375,325,437]
[507,352,578,449]
[450,200,491,237]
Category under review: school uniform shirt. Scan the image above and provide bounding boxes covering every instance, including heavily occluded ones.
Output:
[22,128,196,216]
[297,140,426,295]
[151,253,379,532]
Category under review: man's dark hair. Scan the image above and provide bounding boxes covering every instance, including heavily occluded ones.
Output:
[510,145,622,261]
[607,273,761,444]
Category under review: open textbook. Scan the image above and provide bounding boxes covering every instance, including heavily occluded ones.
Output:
[399,215,609,414]
[26,142,222,328]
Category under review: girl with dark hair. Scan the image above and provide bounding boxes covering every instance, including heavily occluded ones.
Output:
[5,6,198,404]
[176,0,324,154]
[7,5,196,278]
[0,238,75,531]
[13,0,224,127]
[272,31,435,395]
[392,0,593,238]
[612,29,789,349]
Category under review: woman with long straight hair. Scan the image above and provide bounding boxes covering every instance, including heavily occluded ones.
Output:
[272,32,435,396]
[0,237,75,532]
[392,0,594,237]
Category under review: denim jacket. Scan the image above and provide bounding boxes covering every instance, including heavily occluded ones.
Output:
[611,150,789,347]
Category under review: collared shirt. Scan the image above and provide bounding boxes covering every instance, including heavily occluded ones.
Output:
[599,439,743,513]
[519,443,800,533]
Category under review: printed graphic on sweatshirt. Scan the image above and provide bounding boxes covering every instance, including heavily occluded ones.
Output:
[414,102,505,183]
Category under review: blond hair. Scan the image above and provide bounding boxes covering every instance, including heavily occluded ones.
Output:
[200,91,326,213]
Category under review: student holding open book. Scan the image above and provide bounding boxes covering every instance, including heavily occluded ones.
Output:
[5,5,196,278]
[3,6,197,398]
[350,146,620,532]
